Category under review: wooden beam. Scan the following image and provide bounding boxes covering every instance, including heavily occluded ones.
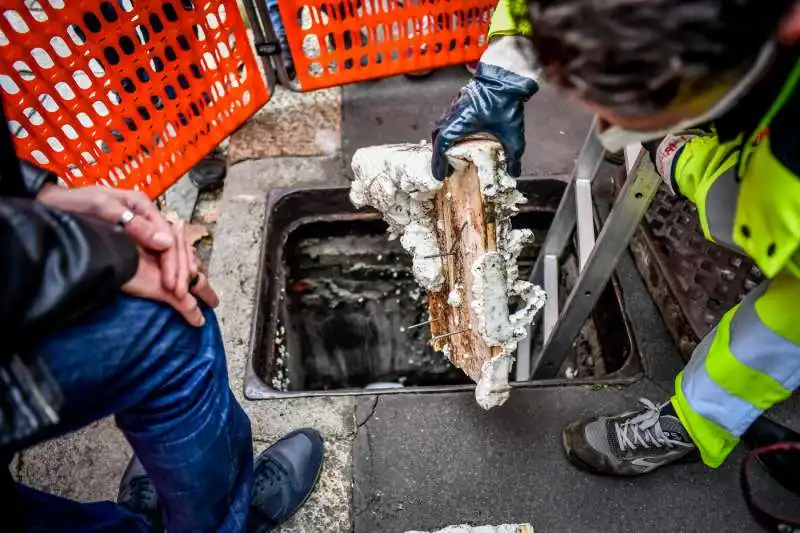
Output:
[427,156,500,383]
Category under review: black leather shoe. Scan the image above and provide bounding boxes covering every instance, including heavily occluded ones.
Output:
[117,455,163,531]
[247,428,325,533]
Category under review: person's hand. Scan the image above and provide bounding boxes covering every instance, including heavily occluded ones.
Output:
[37,184,184,293]
[122,247,218,327]
[431,38,539,180]
[122,250,205,326]
[167,219,218,307]
[431,63,538,180]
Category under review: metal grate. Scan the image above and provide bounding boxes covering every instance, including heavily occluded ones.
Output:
[630,185,764,359]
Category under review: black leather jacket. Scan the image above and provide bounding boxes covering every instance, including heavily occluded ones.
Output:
[0,101,138,447]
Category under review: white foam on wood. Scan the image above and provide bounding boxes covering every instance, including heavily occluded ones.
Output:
[350,143,445,291]
[350,141,545,410]
[447,288,462,307]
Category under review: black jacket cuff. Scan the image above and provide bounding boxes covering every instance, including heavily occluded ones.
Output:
[19,162,58,198]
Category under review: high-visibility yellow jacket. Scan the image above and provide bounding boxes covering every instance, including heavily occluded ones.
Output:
[664,51,800,468]
[484,0,800,470]
[487,0,532,39]
[659,53,800,280]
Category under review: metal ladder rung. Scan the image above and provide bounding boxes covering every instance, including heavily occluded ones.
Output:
[542,254,559,343]
[574,177,595,271]
[516,116,662,381]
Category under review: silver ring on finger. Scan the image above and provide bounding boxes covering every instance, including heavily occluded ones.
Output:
[117,209,136,227]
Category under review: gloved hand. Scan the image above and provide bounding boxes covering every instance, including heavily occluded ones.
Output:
[643,129,709,195]
[431,43,539,180]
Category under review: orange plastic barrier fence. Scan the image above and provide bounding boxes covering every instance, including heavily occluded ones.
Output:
[278,0,494,90]
[0,0,268,199]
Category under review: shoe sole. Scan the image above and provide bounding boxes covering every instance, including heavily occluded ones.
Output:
[562,427,613,476]
[267,428,325,530]
[562,425,700,477]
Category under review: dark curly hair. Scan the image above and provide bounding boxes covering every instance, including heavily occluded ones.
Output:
[527,0,796,115]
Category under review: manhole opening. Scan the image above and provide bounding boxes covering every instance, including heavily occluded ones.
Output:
[249,182,639,397]
[278,218,470,391]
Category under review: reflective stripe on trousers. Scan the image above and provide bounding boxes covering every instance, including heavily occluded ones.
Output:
[672,272,800,467]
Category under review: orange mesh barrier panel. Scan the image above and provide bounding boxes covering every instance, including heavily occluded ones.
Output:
[279,0,493,90]
[0,0,268,199]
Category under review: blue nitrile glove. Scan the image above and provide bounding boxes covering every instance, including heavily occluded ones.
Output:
[431,37,539,180]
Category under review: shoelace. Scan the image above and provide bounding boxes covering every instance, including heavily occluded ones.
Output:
[256,455,289,488]
[128,475,157,508]
[614,398,675,453]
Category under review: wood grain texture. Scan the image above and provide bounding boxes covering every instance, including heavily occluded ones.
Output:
[427,160,496,383]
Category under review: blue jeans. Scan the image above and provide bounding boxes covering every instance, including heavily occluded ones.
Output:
[1,296,253,532]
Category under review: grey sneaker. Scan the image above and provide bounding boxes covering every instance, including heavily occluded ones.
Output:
[563,398,700,476]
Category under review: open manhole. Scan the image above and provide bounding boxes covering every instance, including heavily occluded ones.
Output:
[245,180,642,399]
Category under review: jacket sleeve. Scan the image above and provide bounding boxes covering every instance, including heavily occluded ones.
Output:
[0,102,56,199]
[0,198,139,350]
[488,0,533,40]
[652,131,743,242]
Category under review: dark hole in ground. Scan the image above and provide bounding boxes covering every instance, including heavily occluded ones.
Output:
[279,219,470,391]
[252,182,638,396]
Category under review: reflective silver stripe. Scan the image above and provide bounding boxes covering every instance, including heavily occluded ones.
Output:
[702,166,742,252]
[681,277,800,437]
[729,280,800,391]
[681,327,760,436]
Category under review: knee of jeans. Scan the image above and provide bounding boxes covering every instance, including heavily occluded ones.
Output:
[114,298,227,384]
[163,305,224,370]
[111,300,230,425]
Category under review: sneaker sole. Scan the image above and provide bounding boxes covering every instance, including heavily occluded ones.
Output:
[562,427,611,476]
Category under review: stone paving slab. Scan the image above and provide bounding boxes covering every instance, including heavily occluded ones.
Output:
[272,436,354,533]
[228,86,342,164]
[408,525,534,533]
[163,174,200,221]
[209,154,356,532]
[16,418,130,503]
[16,419,355,533]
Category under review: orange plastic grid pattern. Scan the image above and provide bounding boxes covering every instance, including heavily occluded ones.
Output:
[0,0,268,199]
[278,0,494,90]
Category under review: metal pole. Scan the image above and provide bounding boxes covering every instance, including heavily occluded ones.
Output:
[253,0,303,91]
[514,118,604,381]
[530,151,661,378]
